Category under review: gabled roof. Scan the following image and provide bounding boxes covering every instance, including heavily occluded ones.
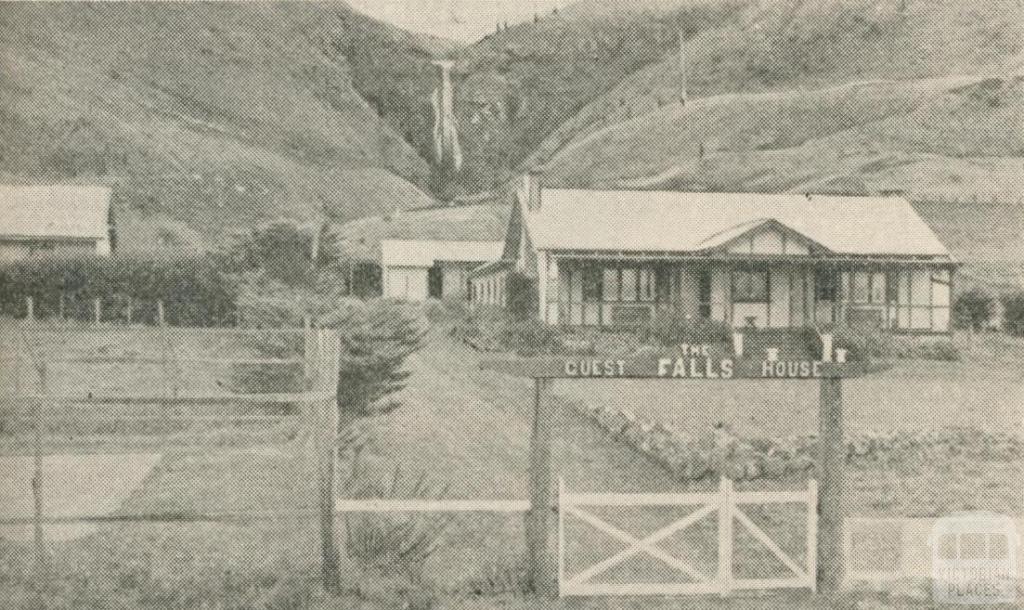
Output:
[523,189,950,258]
[381,240,504,268]
[0,185,111,240]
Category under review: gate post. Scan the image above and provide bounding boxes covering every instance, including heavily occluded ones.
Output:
[817,376,844,593]
[718,477,733,597]
[310,328,342,595]
[526,377,557,596]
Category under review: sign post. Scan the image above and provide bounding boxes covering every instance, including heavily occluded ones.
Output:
[817,376,844,594]
[525,378,557,595]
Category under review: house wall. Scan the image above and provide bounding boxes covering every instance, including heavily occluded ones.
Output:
[470,273,506,307]
[383,266,429,301]
[549,258,952,333]
[438,262,479,300]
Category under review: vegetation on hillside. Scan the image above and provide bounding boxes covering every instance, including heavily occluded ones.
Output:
[0,2,441,250]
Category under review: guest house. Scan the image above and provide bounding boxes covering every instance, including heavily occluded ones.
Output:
[469,172,955,334]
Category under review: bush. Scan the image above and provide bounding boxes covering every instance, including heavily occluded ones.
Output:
[496,318,562,356]
[954,289,996,331]
[343,460,452,580]
[233,280,425,419]
[640,310,731,347]
[1002,292,1024,337]
[506,272,538,321]
[0,254,237,326]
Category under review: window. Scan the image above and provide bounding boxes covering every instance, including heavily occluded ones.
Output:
[620,268,637,302]
[815,270,840,301]
[852,272,871,304]
[732,269,769,303]
[582,267,603,302]
[603,268,620,302]
[639,269,657,302]
[870,272,886,304]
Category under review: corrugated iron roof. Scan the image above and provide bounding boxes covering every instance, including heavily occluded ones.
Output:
[381,240,504,268]
[524,189,950,258]
[0,185,111,240]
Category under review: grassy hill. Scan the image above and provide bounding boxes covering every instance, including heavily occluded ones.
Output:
[0,2,447,251]
[527,0,1023,168]
[332,199,510,261]
[449,0,1022,192]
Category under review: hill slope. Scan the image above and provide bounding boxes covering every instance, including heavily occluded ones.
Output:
[446,0,1022,191]
[0,2,446,250]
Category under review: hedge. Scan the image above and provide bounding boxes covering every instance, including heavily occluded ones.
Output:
[0,254,238,326]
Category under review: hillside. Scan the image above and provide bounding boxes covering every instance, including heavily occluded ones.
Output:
[0,2,446,251]
[332,200,510,261]
[446,0,1022,191]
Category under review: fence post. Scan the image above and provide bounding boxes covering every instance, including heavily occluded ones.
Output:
[25,297,34,324]
[718,477,733,597]
[126,297,133,326]
[58,293,65,321]
[817,377,845,593]
[157,301,166,327]
[526,377,557,597]
[32,361,48,577]
[314,328,341,595]
[807,479,818,592]
[557,477,566,598]
[93,298,101,325]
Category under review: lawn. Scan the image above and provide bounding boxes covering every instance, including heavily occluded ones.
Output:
[1,325,1021,608]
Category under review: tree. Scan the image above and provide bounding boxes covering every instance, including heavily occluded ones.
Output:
[953,289,996,331]
[1002,292,1024,337]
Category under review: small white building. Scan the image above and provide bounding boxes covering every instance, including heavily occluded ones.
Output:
[0,185,113,262]
[381,239,503,302]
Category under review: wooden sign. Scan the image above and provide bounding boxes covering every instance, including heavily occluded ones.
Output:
[480,355,873,380]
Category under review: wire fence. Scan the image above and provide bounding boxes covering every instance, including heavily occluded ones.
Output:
[0,323,344,591]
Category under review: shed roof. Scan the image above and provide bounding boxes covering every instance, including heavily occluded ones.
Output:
[381,240,504,268]
[0,185,111,240]
[524,189,950,258]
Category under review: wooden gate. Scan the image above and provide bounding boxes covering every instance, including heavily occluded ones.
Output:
[558,478,817,597]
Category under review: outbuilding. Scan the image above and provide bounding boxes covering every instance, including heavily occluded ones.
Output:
[382,239,503,301]
[0,185,113,262]
[470,172,956,334]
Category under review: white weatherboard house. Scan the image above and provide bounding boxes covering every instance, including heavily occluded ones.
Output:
[470,172,956,334]
[382,239,503,302]
[0,185,113,263]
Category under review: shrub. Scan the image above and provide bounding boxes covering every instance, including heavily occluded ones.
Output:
[506,271,538,321]
[954,289,996,331]
[1002,292,1024,337]
[640,310,731,347]
[812,324,894,362]
[342,461,453,579]
[496,318,562,356]
[233,281,425,420]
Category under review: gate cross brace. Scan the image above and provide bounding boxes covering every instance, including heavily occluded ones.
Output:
[564,504,717,586]
[732,505,809,580]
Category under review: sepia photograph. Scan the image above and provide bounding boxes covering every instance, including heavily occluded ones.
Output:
[0,0,1022,608]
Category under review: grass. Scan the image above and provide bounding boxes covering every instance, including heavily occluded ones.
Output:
[1,325,1021,608]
